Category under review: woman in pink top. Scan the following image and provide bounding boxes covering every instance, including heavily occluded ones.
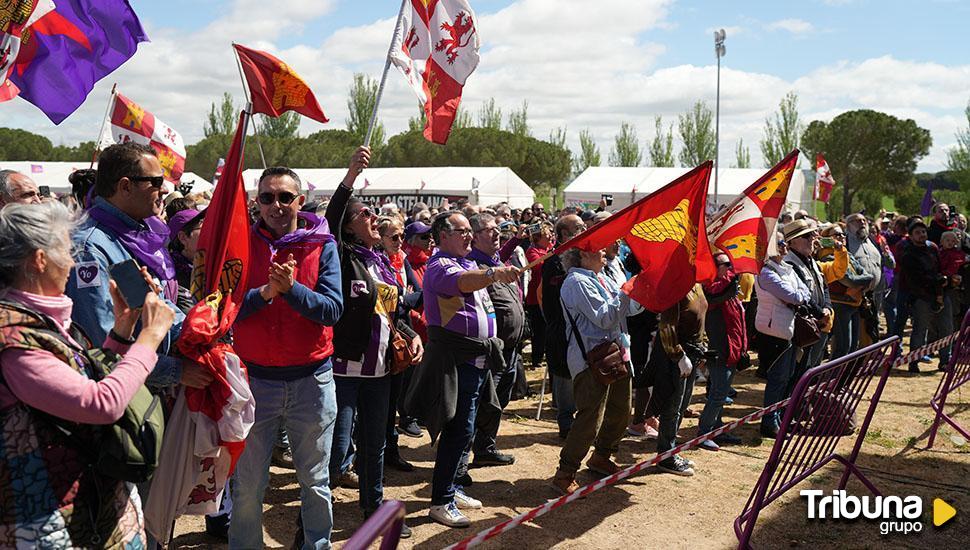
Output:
[0,201,175,549]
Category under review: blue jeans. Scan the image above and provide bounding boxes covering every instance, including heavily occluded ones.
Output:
[832,303,860,360]
[551,372,576,433]
[230,366,337,550]
[432,363,488,505]
[330,375,391,513]
[698,358,731,435]
[760,336,796,430]
[910,296,953,364]
[473,347,518,455]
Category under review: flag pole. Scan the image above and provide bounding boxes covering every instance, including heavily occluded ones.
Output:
[233,44,268,169]
[363,0,408,147]
[90,82,117,168]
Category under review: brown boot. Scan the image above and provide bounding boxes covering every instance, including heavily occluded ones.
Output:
[551,470,580,495]
[586,453,621,477]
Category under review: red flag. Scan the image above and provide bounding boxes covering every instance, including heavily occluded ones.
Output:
[707,149,798,274]
[815,153,835,203]
[389,0,480,144]
[554,162,716,312]
[175,112,255,504]
[233,43,328,123]
[98,92,186,183]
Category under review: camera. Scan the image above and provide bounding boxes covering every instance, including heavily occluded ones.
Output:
[601,193,613,206]
[527,223,543,235]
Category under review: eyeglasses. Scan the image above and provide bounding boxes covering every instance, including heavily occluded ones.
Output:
[257,191,298,205]
[476,226,500,235]
[716,261,733,268]
[130,175,165,188]
[351,206,375,220]
[448,228,473,237]
[417,233,433,241]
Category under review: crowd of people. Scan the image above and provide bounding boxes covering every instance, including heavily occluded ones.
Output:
[0,151,965,548]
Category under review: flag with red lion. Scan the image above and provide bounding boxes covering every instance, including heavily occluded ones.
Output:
[389,0,480,144]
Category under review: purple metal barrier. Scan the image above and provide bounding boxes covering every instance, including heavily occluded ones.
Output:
[734,337,899,549]
[342,500,406,550]
[927,310,970,449]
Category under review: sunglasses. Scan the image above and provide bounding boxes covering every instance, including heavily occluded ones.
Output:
[257,191,298,205]
[417,233,433,241]
[130,175,165,188]
[351,206,375,220]
[387,233,404,241]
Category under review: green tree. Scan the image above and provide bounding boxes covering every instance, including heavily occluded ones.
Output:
[380,127,570,189]
[407,104,427,132]
[50,141,97,162]
[649,115,675,167]
[573,128,601,175]
[477,98,502,129]
[506,100,530,137]
[678,101,716,167]
[0,128,54,160]
[760,91,801,167]
[258,111,301,139]
[609,122,642,167]
[346,73,385,149]
[801,109,932,216]
[734,138,751,168]
[453,106,472,130]
[948,99,970,181]
[203,92,239,137]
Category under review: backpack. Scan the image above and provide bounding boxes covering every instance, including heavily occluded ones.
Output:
[0,300,165,483]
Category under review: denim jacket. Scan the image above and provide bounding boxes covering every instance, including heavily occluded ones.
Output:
[560,267,631,378]
[66,198,186,389]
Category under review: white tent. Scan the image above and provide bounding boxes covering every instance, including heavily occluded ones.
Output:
[241,166,535,210]
[0,161,90,195]
[563,166,815,213]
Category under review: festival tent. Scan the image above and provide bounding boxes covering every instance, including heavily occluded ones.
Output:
[563,166,815,213]
[0,161,89,195]
[240,166,535,210]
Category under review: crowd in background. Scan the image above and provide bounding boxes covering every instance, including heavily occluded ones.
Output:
[1,154,966,548]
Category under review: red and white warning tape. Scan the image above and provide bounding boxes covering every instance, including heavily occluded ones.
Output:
[444,397,791,550]
[893,333,959,367]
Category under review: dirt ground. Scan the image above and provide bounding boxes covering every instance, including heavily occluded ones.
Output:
[172,351,970,550]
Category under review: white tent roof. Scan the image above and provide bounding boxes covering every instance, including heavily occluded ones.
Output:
[0,161,90,194]
[563,166,814,212]
[177,172,214,195]
[240,166,535,209]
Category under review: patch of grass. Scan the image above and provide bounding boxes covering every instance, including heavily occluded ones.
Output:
[864,428,897,448]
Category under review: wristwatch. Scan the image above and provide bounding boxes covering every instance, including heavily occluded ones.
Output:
[484,267,496,281]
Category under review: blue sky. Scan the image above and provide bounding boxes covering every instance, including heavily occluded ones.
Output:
[5,0,969,171]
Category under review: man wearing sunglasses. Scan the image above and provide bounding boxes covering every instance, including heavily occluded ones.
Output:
[0,169,43,208]
[230,148,368,550]
[67,143,208,392]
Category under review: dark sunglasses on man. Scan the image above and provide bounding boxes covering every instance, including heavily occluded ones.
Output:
[351,206,375,220]
[257,191,299,206]
[130,175,165,188]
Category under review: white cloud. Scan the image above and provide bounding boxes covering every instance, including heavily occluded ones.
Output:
[766,18,815,34]
[2,0,967,174]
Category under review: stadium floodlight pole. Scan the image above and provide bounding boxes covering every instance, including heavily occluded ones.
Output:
[364,0,409,148]
[714,28,726,209]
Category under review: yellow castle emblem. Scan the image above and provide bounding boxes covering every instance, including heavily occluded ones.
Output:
[271,63,309,110]
[630,198,697,256]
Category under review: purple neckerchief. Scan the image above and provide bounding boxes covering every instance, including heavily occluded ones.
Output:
[467,247,502,268]
[351,244,398,286]
[253,211,336,256]
[87,199,177,285]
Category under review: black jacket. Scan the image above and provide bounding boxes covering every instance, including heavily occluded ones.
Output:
[404,326,503,444]
[540,255,569,377]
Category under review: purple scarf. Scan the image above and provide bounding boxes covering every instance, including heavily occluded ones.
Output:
[352,244,398,287]
[87,200,177,283]
[253,212,336,257]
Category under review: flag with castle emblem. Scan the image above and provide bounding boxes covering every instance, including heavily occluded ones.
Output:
[707,149,799,274]
[554,162,716,312]
[233,43,328,123]
[389,0,480,144]
[97,91,186,183]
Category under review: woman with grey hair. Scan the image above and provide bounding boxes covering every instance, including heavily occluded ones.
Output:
[0,201,175,547]
[551,245,632,494]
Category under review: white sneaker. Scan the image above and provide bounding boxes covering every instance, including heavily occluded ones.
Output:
[429,502,471,527]
[454,487,483,509]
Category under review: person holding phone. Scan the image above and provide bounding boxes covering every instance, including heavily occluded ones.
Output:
[0,200,176,548]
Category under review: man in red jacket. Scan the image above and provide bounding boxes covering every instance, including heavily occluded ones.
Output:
[229,149,367,549]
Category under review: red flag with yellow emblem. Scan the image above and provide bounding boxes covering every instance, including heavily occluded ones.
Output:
[233,43,328,123]
[707,149,799,274]
[553,162,716,312]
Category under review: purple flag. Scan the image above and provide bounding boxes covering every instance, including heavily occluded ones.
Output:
[8,0,148,124]
[920,183,935,217]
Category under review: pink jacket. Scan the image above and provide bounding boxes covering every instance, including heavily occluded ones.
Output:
[0,289,158,424]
